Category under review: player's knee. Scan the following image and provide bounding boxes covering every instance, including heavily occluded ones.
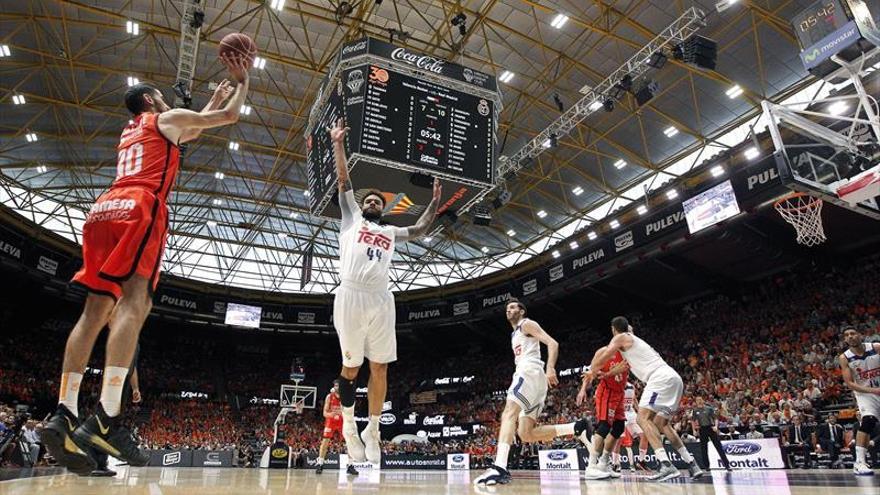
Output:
[368,361,387,379]
[517,425,535,443]
[339,366,359,381]
[596,421,611,438]
[611,420,626,438]
[860,415,878,434]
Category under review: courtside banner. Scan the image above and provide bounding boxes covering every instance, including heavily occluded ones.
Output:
[709,438,785,469]
[305,454,340,469]
[447,453,470,470]
[575,443,704,470]
[381,455,447,470]
[538,449,580,470]
[192,450,233,467]
[149,449,193,467]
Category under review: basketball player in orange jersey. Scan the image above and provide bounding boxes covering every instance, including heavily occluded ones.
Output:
[474,299,592,485]
[591,316,703,481]
[315,381,357,475]
[41,53,251,475]
[577,346,629,480]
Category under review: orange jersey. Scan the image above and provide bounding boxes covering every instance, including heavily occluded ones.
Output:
[598,351,628,393]
[113,113,180,202]
[326,392,342,415]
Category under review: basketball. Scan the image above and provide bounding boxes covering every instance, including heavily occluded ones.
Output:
[219,32,257,66]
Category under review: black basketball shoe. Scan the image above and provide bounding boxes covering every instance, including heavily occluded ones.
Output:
[90,452,117,477]
[346,464,359,475]
[41,404,97,476]
[72,403,149,467]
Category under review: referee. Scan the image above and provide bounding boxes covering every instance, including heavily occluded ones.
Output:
[692,396,731,471]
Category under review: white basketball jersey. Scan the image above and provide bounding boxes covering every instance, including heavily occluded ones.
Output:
[623,383,636,412]
[620,333,669,382]
[338,214,396,289]
[844,343,880,388]
[511,318,543,370]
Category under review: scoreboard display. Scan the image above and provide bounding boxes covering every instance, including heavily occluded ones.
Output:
[305,38,501,223]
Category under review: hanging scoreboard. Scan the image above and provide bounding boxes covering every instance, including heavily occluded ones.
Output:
[306,38,502,226]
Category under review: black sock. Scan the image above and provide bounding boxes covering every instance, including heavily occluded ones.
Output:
[337,375,356,408]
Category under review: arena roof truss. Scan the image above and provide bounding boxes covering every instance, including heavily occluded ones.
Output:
[0,1,826,293]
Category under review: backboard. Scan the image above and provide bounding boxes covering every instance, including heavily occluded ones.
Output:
[762,50,880,221]
[280,384,317,410]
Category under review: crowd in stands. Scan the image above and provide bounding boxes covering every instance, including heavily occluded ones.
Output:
[1,258,878,467]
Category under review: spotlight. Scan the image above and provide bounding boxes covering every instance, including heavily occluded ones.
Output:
[492,189,512,209]
[335,2,353,24]
[603,98,615,112]
[190,11,204,29]
[473,205,493,226]
[451,13,467,36]
[674,34,718,70]
[618,74,633,91]
[634,80,659,107]
[647,51,667,69]
[549,132,558,148]
[553,93,564,112]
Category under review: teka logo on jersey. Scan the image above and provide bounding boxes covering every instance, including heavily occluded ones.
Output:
[614,231,634,252]
[483,292,512,308]
[391,48,445,73]
[548,451,568,461]
[379,413,397,425]
[163,452,181,466]
[160,294,197,310]
[746,167,778,190]
[724,442,762,455]
[409,308,440,321]
[646,211,685,236]
[572,249,605,270]
[341,39,368,56]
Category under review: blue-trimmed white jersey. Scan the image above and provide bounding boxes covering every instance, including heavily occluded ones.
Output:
[844,343,880,388]
[511,318,543,371]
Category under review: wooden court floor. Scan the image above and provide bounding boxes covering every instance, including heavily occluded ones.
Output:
[1,467,878,494]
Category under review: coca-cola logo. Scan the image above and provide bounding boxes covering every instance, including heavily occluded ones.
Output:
[391,48,445,73]
[342,40,367,55]
[724,442,761,456]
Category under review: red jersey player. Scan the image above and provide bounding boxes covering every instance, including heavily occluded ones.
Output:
[316,381,357,475]
[42,53,251,475]
[577,346,629,480]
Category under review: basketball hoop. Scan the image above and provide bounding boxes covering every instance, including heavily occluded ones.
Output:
[774,193,826,246]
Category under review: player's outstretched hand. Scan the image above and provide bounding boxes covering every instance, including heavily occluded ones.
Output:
[327,118,350,145]
[220,53,250,84]
[432,177,442,203]
[212,79,234,104]
[546,367,559,388]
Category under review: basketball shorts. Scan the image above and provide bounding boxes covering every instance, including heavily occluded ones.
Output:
[625,411,643,435]
[595,386,626,424]
[323,417,343,439]
[333,284,397,368]
[639,366,684,418]
[72,187,168,301]
[506,365,547,420]
[854,391,880,419]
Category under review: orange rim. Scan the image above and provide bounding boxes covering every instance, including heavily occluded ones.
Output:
[773,192,822,212]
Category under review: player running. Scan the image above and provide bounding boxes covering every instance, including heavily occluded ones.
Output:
[327,118,440,465]
[591,316,703,481]
[315,381,357,475]
[41,54,251,474]
[474,299,592,486]
[839,326,880,476]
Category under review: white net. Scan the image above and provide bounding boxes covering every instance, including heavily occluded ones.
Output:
[774,193,826,246]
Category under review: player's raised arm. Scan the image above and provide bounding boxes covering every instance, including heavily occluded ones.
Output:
[522,319,559,387]
[840,354,880,395]
[328,118,360,230]
[395,178,441,242]
[158,53,250,145]
[177,79,235,143]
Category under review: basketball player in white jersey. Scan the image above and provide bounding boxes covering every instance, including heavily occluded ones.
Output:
[839,326,880,475]
[328,118,440,464]
[474,299,592,485]
[619,382,648,471]
[591,316,703,481]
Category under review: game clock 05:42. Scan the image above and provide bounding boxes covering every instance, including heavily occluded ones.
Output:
[793,0,848,47]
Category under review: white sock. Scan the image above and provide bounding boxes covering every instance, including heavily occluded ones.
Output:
[612,451,620,464]
[856,446,867,464]
[342,406,355,425]
[99,366,129,417]
[599,452,611,466]
[677,446,694,464]
[554,423,575,437]
[368,415,380,432]
[58,372,83,417]
[654,447,670,463]
[495,442,511,470]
